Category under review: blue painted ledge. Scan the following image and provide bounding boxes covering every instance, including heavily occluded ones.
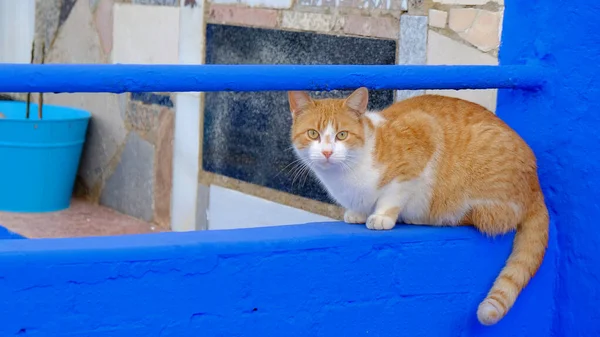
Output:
[0,222,556,337]
[0,225,25,240]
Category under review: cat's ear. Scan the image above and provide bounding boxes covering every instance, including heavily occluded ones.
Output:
[288,91,314,118]
[344,87,369,115]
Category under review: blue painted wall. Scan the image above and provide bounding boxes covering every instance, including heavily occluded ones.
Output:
[497,0,600,335]
[0,223,556,337]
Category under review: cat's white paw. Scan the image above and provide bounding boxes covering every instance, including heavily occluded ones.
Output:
[366,214,396,230]
[344,210,367,224]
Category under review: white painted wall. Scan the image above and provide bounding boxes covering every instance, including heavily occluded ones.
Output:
[208,185,334,230]
[0,0,36,64]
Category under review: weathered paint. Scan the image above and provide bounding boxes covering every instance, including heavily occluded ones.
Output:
[0,64,546,93]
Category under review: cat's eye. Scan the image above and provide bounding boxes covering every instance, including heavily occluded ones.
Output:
[336,131,349,140]
[307,129,319,140]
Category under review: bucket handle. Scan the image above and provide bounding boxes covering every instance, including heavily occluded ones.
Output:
[25,40,44,120]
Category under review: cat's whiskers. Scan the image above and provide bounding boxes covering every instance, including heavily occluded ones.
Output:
[289,162,308,186]
[275,158,305,178]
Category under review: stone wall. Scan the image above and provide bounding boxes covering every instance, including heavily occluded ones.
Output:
[21,0,504,228]
[30,0,176,228]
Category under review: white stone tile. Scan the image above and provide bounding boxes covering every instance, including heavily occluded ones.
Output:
[448,8,477,33]
[45,0,104,64]
[112,3,180,64]
[427,30,497,65]
[208,185,334,230]
[426,30,498,111]
[179,0,205,65]
[210,0,239,4]
[281,11,338,32]
[171,92,202,231]
[449,8,501,52]
[433,0,489,4]
[400,0,408,10]
[240,0,292,8]
[397,15,427,101]
[170,1,206,231]
[0,0,35,63]
[425,88,497,112]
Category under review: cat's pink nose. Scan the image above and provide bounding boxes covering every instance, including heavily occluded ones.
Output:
[322,150,332,159]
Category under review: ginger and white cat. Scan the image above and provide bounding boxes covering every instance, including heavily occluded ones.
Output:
[288,88,549,326]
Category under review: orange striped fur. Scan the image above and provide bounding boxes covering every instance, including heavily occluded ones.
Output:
[288,88,549,325]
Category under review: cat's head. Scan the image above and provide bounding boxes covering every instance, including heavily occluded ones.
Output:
[288,87,369,170]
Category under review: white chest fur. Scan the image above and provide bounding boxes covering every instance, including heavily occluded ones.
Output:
[314,154,436,223]
[313,156,382,214]
[311,115,437,223]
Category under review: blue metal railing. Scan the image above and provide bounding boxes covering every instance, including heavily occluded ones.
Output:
[0,64,546,93]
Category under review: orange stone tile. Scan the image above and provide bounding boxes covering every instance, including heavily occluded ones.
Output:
[208,5,279,28]
[343,15,399,40]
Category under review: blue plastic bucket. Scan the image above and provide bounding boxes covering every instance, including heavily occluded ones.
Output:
[0,101,90,212]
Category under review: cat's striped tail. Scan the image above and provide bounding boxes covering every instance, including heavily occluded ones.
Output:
[476,193,549,325]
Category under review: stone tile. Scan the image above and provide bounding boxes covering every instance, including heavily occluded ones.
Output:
[396,15,427,100]
[46,93,128,190]
[407,0,426,15]
[210,0,239,4]
[90,0,101,11]
[179,0,205,65]
[0,198,163,239]
[427,30,496,65]
[428,88,497,112]
[171,93,202,232]
[183,0,202,7]
[112,3,179,64]
[34,0,61,60]
[133,0,179,5]
[0,1,35,64]
[296,0,407,12]
[59,0,78,28]
[238,0,293,8]
[43,0,128,190]
[131,92,174,107]
[45,0,104,63]
[208,185,334,230]
[448,8,477,32]
[94,0,114,56]
[426,31,498,111]
[125,100,161,135]
[449,9,501,52]
[434,0,498,4]
[428,9,447,28]
[343,15,399,39]
[209,5,279,28]
[281,11,342,32]
[154,109,174,227]
[399,0,408,10]
[101,132,155,221]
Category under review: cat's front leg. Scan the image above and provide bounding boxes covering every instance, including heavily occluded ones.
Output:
[343,209,367,224]
[366,187,409,230]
